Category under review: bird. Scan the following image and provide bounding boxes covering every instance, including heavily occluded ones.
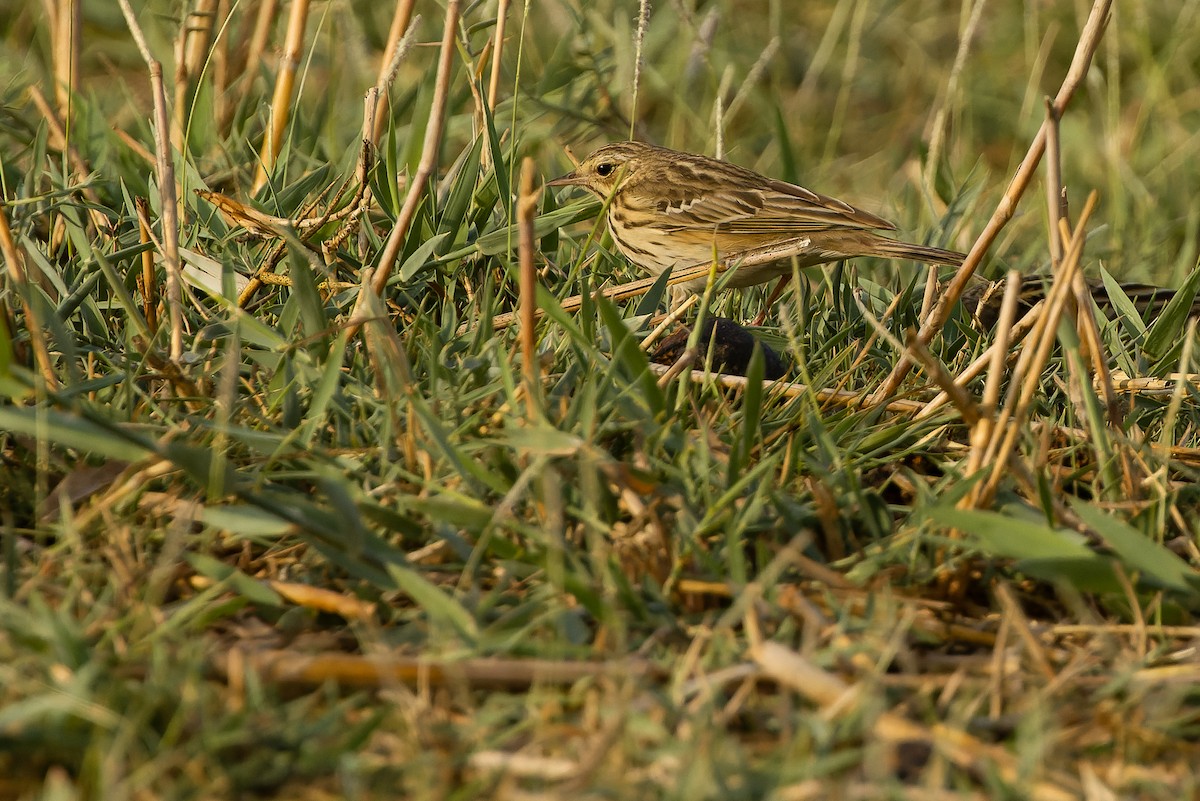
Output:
[546,141,965,305]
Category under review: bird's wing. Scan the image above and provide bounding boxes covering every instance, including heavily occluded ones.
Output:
[650,178,897,235]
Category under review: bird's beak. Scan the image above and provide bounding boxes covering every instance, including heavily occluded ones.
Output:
[546,171,582,188]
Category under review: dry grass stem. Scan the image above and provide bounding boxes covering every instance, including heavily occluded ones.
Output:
[995,582,1056,680]
[252,0,310,193]
[1044,97,1064,264]
[917,297,1043,421]
[959,271,1022,501]
[639,294,699,350]
[225,141,373,307]
[646,363,927,416]
[467,751,577,781]
[191,575,377,620]
[198,186,363,238]
[479,260,724,332]
[919,264,938,321]
[631,0,652,138]
[135,197,159,332]
[1043,90,1121,451]
[1055,219,1135,495]
[366,0,460,300]
[824,285,908,410]
[182,0,219,80]
[118,0,184,361]
[655,346,699,388]
[1037,226,1124,499]
[174,0,220,149]
[906,327,1052,523]
[50,0,81,117]
[1112,371,1200,395]
[852,288,907,357]
[113,125,156,164]
[487,0,511,110]
[214,650,665,690]
[977,192,1099,506]
[209,0,231,132]
[1161,321,1197,448]
[905,333,982,427]
[517,157,541,410]
[1058,219,1123,432]
[371,0,418,145]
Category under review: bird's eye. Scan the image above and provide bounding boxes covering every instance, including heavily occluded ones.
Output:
[595,162,615,177]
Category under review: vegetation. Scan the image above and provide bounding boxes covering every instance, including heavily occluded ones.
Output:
[2,0,1200,798]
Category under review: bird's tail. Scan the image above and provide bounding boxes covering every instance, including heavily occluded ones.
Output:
[869,237,966,267]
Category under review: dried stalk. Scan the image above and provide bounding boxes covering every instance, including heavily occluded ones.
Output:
[639,294,699,350]
[182,0,219,78]
[173,0,219,149]
[252,0,311,193]
[214,649,664,691]
[630,0,652,138]
[477,259,720,333]
[1043,98,1064,265]
[118,0,185,362]
[975,192,1099,506]
[822,286,907,412]
[50,0,81,118]
[486,0,512,110]
[209,0,231,132]
[645,363,928,416]
[916,297,1044,420]
[933,273,1018,573]
[905,332,982,427]
[244,0,279,81]
[368,0,460,299]
[517,158,541,412]
[371,0,417,145]
[919,263,938,321]
[905,325,1068,527]
[135,198,160,332]
[968,271,1021,473]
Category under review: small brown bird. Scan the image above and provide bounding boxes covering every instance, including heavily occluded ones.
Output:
[548,141,964,298]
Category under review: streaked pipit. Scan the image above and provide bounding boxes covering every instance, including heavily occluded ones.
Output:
[548,141,964,304]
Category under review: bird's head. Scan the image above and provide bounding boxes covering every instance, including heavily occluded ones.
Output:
[546,141,659,198]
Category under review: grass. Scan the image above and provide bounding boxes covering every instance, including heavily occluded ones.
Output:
[3,0,1200,798]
